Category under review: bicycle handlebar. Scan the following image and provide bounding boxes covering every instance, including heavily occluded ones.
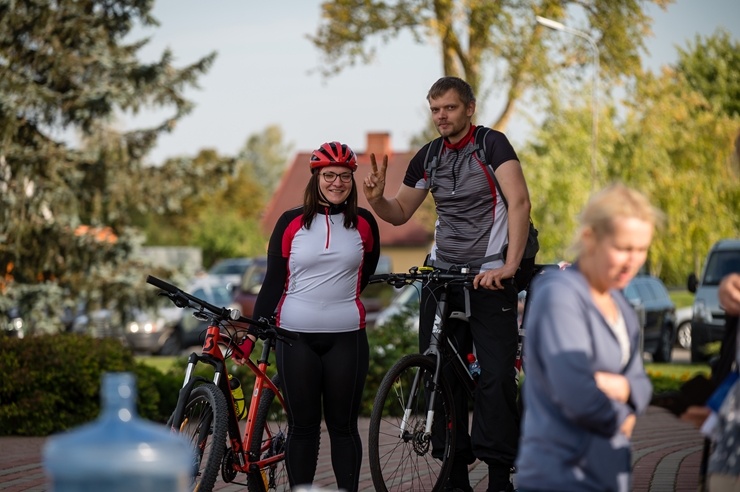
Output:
[146,275,298,341]
[369,266,477,288]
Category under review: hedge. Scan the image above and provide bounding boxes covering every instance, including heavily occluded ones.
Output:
[0,333,180,436]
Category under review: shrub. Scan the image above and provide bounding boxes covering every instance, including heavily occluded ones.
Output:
[0,334,180,436]
[363,311,419,416]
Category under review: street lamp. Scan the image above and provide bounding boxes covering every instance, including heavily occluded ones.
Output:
[536,15,600,190]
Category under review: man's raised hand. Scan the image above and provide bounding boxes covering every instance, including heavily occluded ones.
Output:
[363,153,388,202]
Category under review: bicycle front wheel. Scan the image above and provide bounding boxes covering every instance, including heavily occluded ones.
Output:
[246,374,289,492]
[172,384,228,492]
[368,353,456,492]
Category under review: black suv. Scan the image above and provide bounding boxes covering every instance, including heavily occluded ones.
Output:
[623,275,677,362]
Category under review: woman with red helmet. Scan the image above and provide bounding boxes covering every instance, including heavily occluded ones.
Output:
[236,141,379,492]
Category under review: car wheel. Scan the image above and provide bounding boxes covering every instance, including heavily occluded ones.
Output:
[675,321,691,350]
[652,327,673,363]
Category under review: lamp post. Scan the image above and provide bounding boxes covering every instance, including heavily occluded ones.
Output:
[536,15,599,190]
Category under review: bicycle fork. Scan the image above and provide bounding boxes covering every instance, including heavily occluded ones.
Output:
[399,288,473,439]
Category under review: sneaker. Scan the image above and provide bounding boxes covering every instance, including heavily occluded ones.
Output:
[487,464,515,492]
[446,460,472,492]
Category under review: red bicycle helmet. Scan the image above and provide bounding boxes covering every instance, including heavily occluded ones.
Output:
[309,141,358,172]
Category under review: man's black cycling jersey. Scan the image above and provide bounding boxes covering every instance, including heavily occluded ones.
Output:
[404,124,519,270]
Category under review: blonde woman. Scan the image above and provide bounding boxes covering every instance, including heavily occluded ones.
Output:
[516,183,662,492]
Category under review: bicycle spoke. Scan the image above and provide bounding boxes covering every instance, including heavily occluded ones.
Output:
[369,354,455,492]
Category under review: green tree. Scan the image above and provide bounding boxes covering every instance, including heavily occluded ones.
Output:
[309,0,672,131]
[522,69,739,285]
[614,69,739,282]
[0,0,215,332]
[237,125,294,194]
[676,29,740,119]
[519,87,606,263]
[137,124,292,268]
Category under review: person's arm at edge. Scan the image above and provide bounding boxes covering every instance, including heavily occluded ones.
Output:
[496,159,531,276]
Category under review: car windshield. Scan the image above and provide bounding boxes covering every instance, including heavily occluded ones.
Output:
[243,265,267,291]
[703,251,740,286]
[210,285,233,306]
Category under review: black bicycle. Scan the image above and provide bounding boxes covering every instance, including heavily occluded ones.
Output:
[367,264,556,492]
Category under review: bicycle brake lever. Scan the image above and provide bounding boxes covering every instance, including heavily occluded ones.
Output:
[172,292,190,309]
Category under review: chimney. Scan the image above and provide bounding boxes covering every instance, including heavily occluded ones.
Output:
[366,132,392,158]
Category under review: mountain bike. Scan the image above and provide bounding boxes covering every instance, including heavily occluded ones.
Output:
[366,264,556,492]
[146,275,297,492]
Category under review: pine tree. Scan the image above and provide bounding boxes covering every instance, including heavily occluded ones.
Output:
[0,0,215,333]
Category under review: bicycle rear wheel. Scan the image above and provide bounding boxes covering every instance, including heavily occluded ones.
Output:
[246,374,289,492]
[172,384,228,492]
[368,353,456,492]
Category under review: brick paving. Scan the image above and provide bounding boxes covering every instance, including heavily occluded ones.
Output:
[0,405,705,491]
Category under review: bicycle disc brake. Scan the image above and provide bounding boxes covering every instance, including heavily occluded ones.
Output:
[412,420,431,456]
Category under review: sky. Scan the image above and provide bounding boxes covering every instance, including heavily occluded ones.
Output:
[124,0,740,164]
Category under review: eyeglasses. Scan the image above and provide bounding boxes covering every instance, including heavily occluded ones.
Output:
[320,171,353,183]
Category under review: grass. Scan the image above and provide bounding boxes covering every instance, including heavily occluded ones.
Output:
[669,289,694,308]
[137,355,181,374]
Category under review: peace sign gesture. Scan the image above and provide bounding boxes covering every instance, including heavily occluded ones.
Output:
[363,153,388,202]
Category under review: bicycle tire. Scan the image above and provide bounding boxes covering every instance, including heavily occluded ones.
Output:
[171,384,229,492]
[246,374,289,492]
[368,353,456,492]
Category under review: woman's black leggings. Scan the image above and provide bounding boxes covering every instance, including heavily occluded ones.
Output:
[276,329,369,492]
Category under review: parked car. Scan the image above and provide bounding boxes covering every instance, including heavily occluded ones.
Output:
[1,306,25,338]
[374,282,421,331]
[123,302,182,355]
[67,301,129,343]
[232,257,268,320]
[130,276,239,355]
[206,257,255,291]
[687,238,740,363]
[232,255,394,324]
[623,274,677,363]
[674,305,692,350]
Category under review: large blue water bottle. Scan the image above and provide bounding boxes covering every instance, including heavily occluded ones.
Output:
[43,372,194,492]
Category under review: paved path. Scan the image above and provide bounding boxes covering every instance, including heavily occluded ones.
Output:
[0,405,705,491]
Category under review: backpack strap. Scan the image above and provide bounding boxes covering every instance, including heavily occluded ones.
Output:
[422,136,444,190]
[473,125,509,209]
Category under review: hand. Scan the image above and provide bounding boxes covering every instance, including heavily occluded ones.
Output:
[719,272,740,316]
[621,414,637,438]
[363,153,388,202]
[473,264,518,290]
[232,336,255,366]
[594,371,630,403]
